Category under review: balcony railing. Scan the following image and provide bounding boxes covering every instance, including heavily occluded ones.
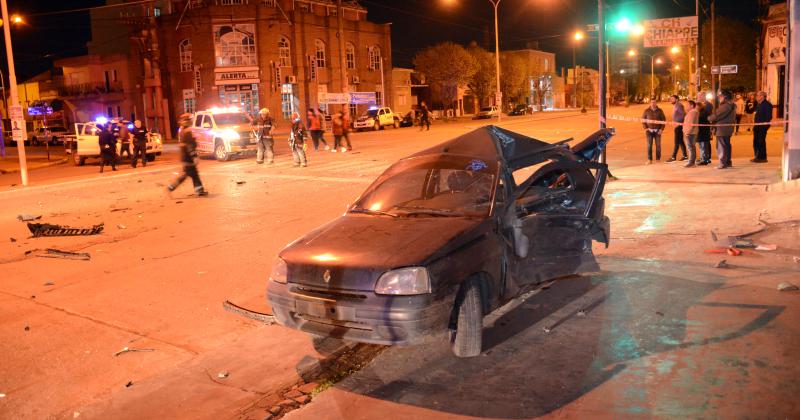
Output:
[57,82,125,98]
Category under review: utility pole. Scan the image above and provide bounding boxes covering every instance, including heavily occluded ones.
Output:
[598,0,607,163]
[784,0,799,180]
[337,0,347,112]
[490,0,502,121]
[572,43,577,108]
[696,0,701,94]
[711,0,716,101]
[1,0,27,186]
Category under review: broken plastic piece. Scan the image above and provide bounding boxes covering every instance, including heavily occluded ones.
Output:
[117,224,127,230]
[755,244,777,251]
[777,282,799,292]
[726,248,742,256]
[27,223,104,238]
[715,260,730,269]
[222,300,276,324]
[17,214,42,222]
[114,347,155,357]
[27,249,91,261]
[217,371,229,379]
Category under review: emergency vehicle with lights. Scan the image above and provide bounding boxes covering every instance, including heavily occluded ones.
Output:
[65,117,163,166]
[185,107,256,161]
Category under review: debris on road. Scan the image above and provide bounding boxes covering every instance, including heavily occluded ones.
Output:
[117,224,127,230]
[222,300,276,324]
[794,256,800,264]
[217,371,229,379]
[726,248,743,256]
[125,381,133,388]
[576,310,586,317]
[24,325,30,331]
[17,214,42,222]
[27,249,91,261]
[27,223,104,238]
[109,208,131,213]
[44,282,55,286]
[656,311,664,316]
[715,260,730,269]
[0,393,5,398]
[543,326,551,333]
[175,201,183,204]
[10,237,16,242]
[755,244,778,251]
[114,347,155,357]
[777,282,799,292]
[236,180,246,185]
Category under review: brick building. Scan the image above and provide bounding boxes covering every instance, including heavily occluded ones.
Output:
[156,0,392,122]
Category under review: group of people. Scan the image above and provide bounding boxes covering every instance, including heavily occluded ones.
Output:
[97,119,151,173]
[642,90,774,169]
[250,107,354,168]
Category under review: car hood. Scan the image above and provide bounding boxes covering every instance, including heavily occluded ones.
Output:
[280,215,484,290]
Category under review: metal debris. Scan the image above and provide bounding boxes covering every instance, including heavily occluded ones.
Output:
[777,282,799,292]
[17,214,42,222]
[117,224,127,230]
[217,371,229,379]
[27,249,91,261]
[125,381,134,388]
[44,282,55,286]
[109,208,131,213]
[236,180,246,185]
[715,260,730,269]
[10,237,16,242]
[114,347,155,357]
[755,244,777,251]
[27,223,104,238]
[222,300,276,324]
[24,325,30,331]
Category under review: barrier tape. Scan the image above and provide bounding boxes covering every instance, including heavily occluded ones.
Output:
[602,114,787,128]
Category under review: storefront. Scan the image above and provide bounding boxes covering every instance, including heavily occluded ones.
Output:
[214,67,260,116]
[760,3,787,118]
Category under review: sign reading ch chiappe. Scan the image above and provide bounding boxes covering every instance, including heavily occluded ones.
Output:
[644,16,698,48]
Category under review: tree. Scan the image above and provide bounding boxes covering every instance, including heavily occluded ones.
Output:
[413,42,478,113]
[499,53,528,108]
[700,16,758,92]
[466,45,495,107]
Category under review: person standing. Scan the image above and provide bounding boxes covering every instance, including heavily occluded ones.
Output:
[331,111,350,153]
[751,91,773,163]
[708,90,736,169]
[642,99,666,164]
[168,113,207,196]
[744,92,757,133]
[290,112,308,167]
[253,108,276,164]
[117,121,132,160]
[696,92,714,165]
[341,110,353,151]
[419,102,431,131]
[307,109,329,151]
[667,95,687,162]
[734,94,745,135]
[682,100,699,168]
[98,123,118,173]
[131,120,148,168]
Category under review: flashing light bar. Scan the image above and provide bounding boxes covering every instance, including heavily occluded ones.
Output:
[207,106,241,114]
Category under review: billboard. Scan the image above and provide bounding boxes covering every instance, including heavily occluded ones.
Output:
[644,16,698,47]
[766,24,787,64]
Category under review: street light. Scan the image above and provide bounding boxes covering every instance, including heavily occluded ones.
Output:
[572,30,585,108]
[627,48,636,57]
[627,49,663,100]
[1,0,26,185]
[670,45,681,55]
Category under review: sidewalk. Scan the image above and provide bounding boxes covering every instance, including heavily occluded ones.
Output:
[0,151,68,174]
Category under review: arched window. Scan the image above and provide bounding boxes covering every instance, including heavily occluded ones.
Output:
[179,39,192,72]
[369,45,381,71]
[345,42,355,69]
[278,36,291,67]
[314,39,326,68]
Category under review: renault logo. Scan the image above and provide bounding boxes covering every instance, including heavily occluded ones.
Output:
[323,269,331,283]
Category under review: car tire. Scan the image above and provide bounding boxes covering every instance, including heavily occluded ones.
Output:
[214,140,229,161]
[450,279,483,358]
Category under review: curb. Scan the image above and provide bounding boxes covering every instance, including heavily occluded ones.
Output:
[0,157,69,174]
[766,177,800,192]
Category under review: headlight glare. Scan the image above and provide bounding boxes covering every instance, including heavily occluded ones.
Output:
[270,257,288,284]
[219,129,240,141]
[374,267,431,295]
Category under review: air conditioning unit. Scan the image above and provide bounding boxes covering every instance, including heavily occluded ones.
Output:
[285,75,298,84]
[351,76,360,84]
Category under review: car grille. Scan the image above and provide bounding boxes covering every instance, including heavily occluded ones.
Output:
[291,285,367,301]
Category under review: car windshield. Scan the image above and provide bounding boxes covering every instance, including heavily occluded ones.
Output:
[363,110,379,118]
[351,156,496,218]
[214,113,251,126]
[480,107,493,112]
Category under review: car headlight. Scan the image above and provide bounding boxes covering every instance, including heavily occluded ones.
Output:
[219,129,240,141]
[374,267,431,295]
[269,257,288,284]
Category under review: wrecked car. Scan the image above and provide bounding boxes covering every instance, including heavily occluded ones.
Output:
[267,125,613,357]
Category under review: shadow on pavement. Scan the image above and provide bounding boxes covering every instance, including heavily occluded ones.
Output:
[331,257,784,418]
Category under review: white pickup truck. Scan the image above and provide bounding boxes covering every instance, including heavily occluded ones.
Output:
[185,108,256,161]
[65,121,163,166]
[353,107,401,131]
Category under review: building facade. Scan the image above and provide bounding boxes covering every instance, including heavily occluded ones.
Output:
[760,2,787,117]
[503,49,563,110]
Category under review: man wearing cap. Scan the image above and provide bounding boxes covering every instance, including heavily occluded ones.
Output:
[708,90,736,169]
[252,108,276,164]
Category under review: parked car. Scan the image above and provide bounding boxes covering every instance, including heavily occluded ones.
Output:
[353,107,400,131]
[66,119,162,166]
[507,104,531,116]
[29,126,71,146]
[185,107,255,161]
[267,125,614,357]
[473,106,499,119]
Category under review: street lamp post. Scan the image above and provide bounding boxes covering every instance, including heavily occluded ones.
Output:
[490,0,502,121]
[1,0,27,185]
[572,30,584,109]
[628,49,663,99]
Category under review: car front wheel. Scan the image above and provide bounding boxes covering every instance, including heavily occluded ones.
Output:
[214,141,229,161]
[450,279,483,358]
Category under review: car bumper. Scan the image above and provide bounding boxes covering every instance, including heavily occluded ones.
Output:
[353,122,374,129]
[268,282,454,346]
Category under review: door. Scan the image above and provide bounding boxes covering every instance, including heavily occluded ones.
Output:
[76,124,101,156]
[194,115,213,153]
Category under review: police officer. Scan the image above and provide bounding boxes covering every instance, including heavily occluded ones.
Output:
[252,108,275,164]
[131,120,148,168]
[98,123,118,173]
[168,113,208,196]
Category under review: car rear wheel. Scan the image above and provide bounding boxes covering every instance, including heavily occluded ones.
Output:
[214,141,229,161]
[450,279,483,358]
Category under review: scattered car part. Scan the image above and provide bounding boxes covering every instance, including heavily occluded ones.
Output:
[17,214,42,222]
[26,248,91,260]
[27,223,104,237]
[114,347,155,357]
[222,300,275,324]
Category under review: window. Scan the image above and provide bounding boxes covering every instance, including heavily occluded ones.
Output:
[314,39,326,68]
[213,23,257,67]
[183,89,196,114]
[107,107,113,118]
[179,39,192,72]
[117,106,122,117]
[189,0,204,8]
[297,1,311,12]
[369,45,381,71]
[375,90,383,107]
[346,42,355,69]
[262,0,277,5]
[308,55,317,81]
[544,58,550,72]
[112,69,118,82]
[219,0,244,5]
[278,36,291,67]
[349,103,357,118]
[153,7,161,17]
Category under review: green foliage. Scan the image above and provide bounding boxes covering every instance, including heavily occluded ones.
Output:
[414,42,478,108]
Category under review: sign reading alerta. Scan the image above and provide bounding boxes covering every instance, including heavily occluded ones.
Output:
[644,16,698,47]
[214,67,259,85]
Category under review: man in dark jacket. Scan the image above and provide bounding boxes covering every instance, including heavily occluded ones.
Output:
[168,113,207,196]
[117,120,132,160]
[708,90,736,169]
[98,123,117,173]
[752,91,773,163]
[642,99,666,164]
[696,92,713,165]
[131,120,149,168]
[667,95,687,162]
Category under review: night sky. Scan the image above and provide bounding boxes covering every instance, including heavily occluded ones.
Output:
[2,0,764,82]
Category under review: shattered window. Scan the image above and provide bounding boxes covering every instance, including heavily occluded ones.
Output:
[213,23,257,67]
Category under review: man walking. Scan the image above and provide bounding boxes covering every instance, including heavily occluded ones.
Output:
[253,108,276,164]
[667,95,687,162]
[419,102,431,131]
[696,92,713,165]
[332,111,352,152]
[751,91,773,163]
[290,112,308,167]
[683,100,699,167]
[131,120,148,168]
[98,123,118,173]
[708,90,736,169]
[307,109,329,151]
[642,99,666,164]
[168,113,207,196]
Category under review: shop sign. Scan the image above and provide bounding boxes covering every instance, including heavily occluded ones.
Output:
[214,67,260,85]
[766,24,787,64]
[644,16,698,47]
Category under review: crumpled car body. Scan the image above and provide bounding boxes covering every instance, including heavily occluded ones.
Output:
[267,125,614,357]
